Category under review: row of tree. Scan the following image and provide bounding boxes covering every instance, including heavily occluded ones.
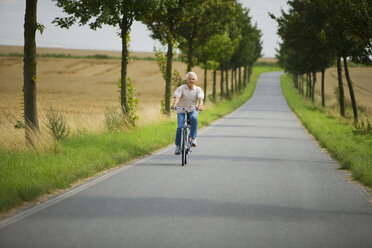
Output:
[271,0,372,123]
[23,0,262,144]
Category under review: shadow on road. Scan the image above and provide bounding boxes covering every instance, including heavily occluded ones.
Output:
[34,196,371,221]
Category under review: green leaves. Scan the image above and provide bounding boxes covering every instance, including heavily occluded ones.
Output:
[117,77,139,126]
[274,0,372,75]
[36,23,45,34]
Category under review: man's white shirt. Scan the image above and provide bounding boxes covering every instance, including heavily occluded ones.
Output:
[173,84,204,107]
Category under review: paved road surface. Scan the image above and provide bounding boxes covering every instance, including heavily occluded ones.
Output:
[1,71,372,248]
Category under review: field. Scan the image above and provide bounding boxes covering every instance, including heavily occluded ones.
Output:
[1,45,371,150]
[314,68,372,116]
[0,46,222,150]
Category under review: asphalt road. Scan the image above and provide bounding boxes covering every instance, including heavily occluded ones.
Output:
[1,71,372,248]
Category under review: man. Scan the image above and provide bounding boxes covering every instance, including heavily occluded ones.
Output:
[171,72,204,155]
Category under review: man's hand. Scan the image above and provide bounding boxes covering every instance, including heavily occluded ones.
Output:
[197,105,203,112]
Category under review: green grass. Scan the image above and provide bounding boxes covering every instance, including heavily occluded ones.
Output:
[281,74,372,188]
[0,66,281,215]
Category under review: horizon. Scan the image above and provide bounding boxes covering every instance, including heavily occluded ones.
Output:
[0,45,278,60]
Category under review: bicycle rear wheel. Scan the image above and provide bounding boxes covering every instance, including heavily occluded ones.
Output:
[181,128,187,166]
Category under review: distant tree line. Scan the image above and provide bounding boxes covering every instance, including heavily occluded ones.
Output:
[271,0,372,124]
[23,0,262,144]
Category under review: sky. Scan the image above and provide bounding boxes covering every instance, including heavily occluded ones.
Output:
[0,0,289,58]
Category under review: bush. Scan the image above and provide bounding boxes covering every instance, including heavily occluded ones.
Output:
[45,107,70,140]
[116,77,139,126]
[353,119,372,136]
[124,78,139,126]
[104,107,125,132]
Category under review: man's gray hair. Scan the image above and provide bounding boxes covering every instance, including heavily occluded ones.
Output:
[186,71,198,81]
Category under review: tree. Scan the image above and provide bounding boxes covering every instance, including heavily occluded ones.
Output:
[271,0,333,104]
[53,0,158,114]
[324,0,372,123]
[177,0,237,72]
[229,5,253,91]
[24,0,41,145]
[244,24,262,85]
[193,42,219,103]
[141,0,186,115]
[208,32,239,99]
[273,0,371,122]
[195,33,234,100]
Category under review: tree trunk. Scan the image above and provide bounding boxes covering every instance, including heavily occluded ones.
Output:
[225,68,229,98]
[165,41,173,115]
[302,74,305,96]
[337,57,345,117]
[120,38,128,113]
[301,74,304,95]
[234,68,236,93]
[306,73,309,98]
[343,57,358,123]
[248,65,252,82]
[243,66,247,87]
[293,74,298,89]
[310,73,312,98]
[321,69,325,107]
[24,0,39,145]
[203,66,207,103]
[220,69,224,99]
[312,71,316,103]
[120,17,130,114]
[213,69,216,100]
[231,68,234,94]
[235,68,237,93]
[238,67,241,92]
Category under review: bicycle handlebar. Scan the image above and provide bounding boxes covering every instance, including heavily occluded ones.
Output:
[172,106,201,113]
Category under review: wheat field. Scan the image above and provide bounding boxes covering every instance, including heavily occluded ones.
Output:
[314,68,372,116]
[0,46,220,150]
[1,46,371,150]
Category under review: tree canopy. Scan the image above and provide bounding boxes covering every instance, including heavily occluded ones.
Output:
[272,0,372,123]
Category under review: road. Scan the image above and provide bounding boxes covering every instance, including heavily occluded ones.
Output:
[1,71,372,248]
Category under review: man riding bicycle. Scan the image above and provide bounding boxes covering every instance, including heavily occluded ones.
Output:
[171,72,204,155]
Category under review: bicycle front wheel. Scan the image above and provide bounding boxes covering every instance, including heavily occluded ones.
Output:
[181,128,187,166]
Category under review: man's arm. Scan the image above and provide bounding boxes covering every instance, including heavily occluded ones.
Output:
[197,98,203,111]
[171,97,180,110]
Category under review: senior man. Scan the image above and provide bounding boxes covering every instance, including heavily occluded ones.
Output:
[171,72,204,155]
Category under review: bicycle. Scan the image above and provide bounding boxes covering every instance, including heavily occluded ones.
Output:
[173,106,199,166]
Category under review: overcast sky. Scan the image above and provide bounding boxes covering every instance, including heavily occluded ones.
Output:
[0,0,289,58]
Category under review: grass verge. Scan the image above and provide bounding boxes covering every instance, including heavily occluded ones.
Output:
[281,74,372,188]
[0,66,281,215]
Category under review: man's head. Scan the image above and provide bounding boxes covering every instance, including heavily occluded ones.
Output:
[186,72,197,89]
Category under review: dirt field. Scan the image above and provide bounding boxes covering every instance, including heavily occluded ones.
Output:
[314,68,372,116]
[1,45,371,149]
[0,46,222,149]
[0,56,214,124]
[315,67,372,116]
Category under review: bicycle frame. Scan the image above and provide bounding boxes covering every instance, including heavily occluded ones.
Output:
[173,107,198,166]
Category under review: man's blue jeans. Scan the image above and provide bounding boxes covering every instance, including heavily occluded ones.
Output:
[175,111,198,146]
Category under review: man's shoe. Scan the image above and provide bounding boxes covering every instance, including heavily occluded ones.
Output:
[174,146,181,155]
[190,138,197,147]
